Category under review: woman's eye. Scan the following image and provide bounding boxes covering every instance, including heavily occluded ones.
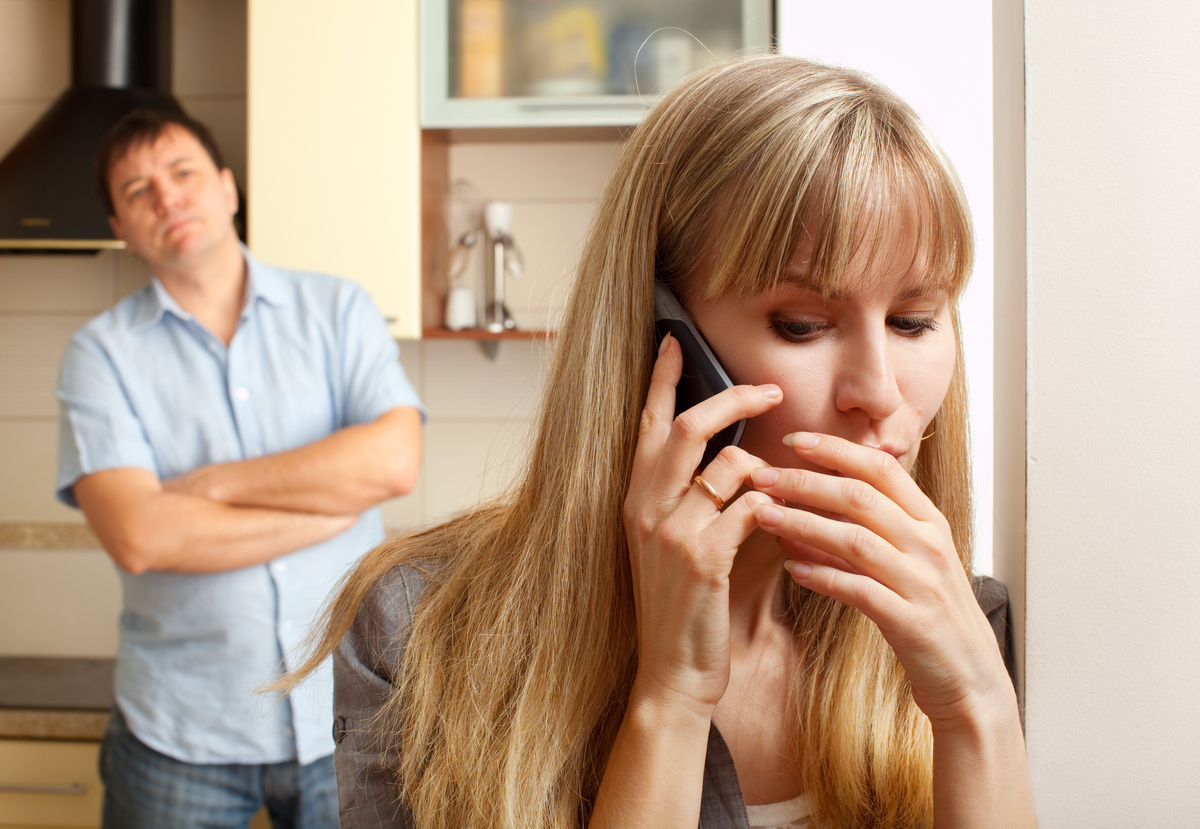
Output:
[771,319,827,341]
[889,316,938,336]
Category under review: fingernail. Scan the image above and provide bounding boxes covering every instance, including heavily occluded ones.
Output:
[783,559,812,579]
[783,432,819,449]
[758,384,782,401]
[658,333,671,354]
[751,467,779,487]
[756,503,784,525]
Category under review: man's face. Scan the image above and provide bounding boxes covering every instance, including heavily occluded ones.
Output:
[106,125,238,271]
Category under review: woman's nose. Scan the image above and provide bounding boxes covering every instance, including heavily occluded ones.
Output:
[834,334,904,420]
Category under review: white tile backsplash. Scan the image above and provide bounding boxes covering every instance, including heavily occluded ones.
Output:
[0,254,117,312]
[113,250,153,300]
[379,475,427,533]
[504,199,594,326]
[450,140,621,202]
[422,416,536,520]
[395,339,424,399]
[0,550,120,656]
[420,339,551,422]
[0,420,77,523]
[0,314,93,418]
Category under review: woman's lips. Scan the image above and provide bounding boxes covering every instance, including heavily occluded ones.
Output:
[865,443,904,460]
[866,443,914,470]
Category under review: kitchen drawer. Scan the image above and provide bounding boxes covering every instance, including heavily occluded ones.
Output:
[0,740,101,828]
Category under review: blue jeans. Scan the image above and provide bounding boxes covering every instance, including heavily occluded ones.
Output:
[99,707,338,829]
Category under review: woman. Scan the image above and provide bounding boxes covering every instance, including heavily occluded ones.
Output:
[296,54,1037,828]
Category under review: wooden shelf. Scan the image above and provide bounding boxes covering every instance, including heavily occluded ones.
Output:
[419,327,555,341]
[442,125,628,144]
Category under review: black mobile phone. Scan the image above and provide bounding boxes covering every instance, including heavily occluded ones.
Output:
[653,281,746,469]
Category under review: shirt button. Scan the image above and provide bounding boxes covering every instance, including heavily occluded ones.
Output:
[281,620,293,631]
[235,387,250,401]
[272,561,287,575]
[333,716,348,743]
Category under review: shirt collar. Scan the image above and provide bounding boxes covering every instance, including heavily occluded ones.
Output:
[240,244,291,310]
[127,244,290,332]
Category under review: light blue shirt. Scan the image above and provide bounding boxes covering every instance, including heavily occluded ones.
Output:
[55,247,424,766]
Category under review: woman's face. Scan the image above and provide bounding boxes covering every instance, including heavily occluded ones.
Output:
[686,238,958,475]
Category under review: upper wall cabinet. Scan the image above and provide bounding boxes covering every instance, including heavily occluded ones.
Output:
[246,0,422,339]
[420,0,774,128]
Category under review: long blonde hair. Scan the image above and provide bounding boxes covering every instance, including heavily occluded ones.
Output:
[300,54,975,829]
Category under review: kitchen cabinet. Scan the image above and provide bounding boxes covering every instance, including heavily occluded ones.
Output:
[0,658,110,828]
[0,739,270,829]
[0,740,102,828]
[246,0,423,340]
[420,0,774,128]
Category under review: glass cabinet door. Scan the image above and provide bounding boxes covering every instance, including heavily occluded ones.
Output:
[420,0,773,128]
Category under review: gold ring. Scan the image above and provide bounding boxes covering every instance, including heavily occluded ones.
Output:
[692,475,725,511]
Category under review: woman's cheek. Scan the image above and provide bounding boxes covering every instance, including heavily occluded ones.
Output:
[727,352,829,468]
[737,395,824,469]
[914,334,958,418]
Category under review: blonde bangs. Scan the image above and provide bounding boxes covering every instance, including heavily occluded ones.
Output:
[664,66,974,307]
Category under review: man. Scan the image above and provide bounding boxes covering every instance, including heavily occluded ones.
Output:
[55,109,424,828]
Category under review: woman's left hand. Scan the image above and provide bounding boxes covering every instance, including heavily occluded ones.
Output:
[748,431,1014,731]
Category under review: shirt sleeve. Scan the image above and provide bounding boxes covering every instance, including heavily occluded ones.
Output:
[337,284,425,428]
[55,332,159,507]
[333,564,426,829]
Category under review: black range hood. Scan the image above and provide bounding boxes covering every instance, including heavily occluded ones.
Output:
[0,0,183,253]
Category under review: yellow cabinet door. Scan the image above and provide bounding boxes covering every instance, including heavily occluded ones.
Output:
[0,740,102,828]
[247,0,423,339]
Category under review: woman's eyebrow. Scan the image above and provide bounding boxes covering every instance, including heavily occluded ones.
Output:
[898,284,947,300]
[775,278,946,303]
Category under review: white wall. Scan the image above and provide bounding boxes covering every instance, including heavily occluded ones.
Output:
[776,1,997,573]
[1025,0,1200,822]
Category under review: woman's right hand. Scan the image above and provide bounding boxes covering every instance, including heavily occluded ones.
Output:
[592,335,781,828]
[621,334,783,718]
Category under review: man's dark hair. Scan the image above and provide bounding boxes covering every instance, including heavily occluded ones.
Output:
[95,109,227,217]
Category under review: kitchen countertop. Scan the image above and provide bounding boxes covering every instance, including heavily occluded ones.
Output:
[0,522,99,550]
[0,657,113,741]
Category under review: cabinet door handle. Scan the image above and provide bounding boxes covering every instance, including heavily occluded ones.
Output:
[0,782,87,795]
